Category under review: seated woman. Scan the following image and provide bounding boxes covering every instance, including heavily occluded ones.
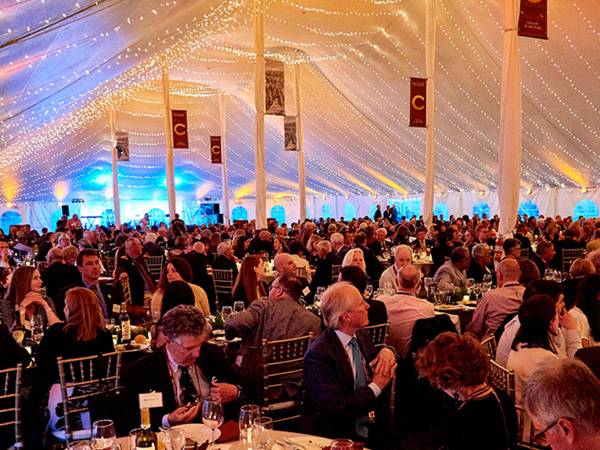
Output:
[341,248,367,273]
[232,255,267,305]
[573,274,600,347]
[36,287,114,433]
[507,295,561,403]
[150,257,210,318]
[416,332,517,450]
[1,266,60,331]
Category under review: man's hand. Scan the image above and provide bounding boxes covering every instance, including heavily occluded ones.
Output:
[370,347,397,378]
[119,272,129,281]
[559,309,577,331]
[167,403,200,426]
[372,365,396,391]
[210,382,238,404]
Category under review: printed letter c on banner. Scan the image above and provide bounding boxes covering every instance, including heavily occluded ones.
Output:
[174,123,186,135]
[412,95,425,110]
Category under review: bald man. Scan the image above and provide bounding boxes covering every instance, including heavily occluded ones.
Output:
[466,258,525,339]
[378,245,413,290]
[183,241,216,311]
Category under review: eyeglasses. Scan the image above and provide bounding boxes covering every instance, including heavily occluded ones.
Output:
[532,418,569,443]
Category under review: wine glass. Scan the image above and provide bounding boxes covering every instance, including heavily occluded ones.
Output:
[365,284,373,298]
[544,269,554,280]
[202,396,224,449]
[239,404,260,447]
[163,427,186,450]
[233,301,245,314]
[316,287,326,297]
[330,439,354,450]
[221,306,233,321]
[91,419,117,449]
[253,416,273,450]
[67,441,92,450]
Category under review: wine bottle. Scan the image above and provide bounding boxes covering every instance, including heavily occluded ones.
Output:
[119,301,131,344]
[135,407,157,450]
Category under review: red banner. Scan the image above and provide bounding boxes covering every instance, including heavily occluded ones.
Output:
[518,0,548,40]
[211,136,222,164]
[171,110,189,148]
[409,78,426,128]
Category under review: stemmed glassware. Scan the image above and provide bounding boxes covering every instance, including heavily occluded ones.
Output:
[221,306,233,321]
[253,416,273,449]
[202,396,224,449]
[91,419,117,449]
[239,404,260,447]
[233,301,245,314]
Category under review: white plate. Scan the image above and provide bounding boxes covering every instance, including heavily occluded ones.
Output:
[172,423,221,445]
[285,435,332,449]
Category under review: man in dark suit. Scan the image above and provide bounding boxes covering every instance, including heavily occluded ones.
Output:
[183,242,217,311]
[115,238,155,306]
[73,249,118,319]
[309,240,341,299]
[212,242,238,280]
[42,247,81,320]
[122,305,240,430]
[354,233,384,284]
[302,282,397,447]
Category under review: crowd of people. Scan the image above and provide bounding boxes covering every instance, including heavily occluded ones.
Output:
[0,209,599,449]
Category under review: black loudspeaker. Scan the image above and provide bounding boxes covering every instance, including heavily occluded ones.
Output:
[214,203,220,214]
[61,204,70,216]
[218,214,224,224]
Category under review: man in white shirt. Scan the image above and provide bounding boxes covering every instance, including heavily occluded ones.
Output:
[384,265,435,358]
[379,245,413,290]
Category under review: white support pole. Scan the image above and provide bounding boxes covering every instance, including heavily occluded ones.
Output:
[295,64,307,222]
[161,58,177,221]
[498,0,522,236]
[254,0,267,229]
[218,94,230,224]
[108,111,122,227]
[422,0,436,229]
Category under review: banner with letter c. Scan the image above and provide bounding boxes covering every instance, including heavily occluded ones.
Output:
[518,0,547,40]
[171,110,189,148]
[210,136,222,164]
[409,77,427,128]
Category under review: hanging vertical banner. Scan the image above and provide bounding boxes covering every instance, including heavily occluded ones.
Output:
[284,116,298,151]
[409,78,427,127]
[171,110,189,148]
[211,136,222,164]
[518,0,547,39]
[115,130,129,161]
[265,59,285,115]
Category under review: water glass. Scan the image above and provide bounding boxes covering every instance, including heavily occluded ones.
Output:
[163,427,186,450]
[221,306,233,321]
[365,284,374,298]
[330,439,354,450]
[316,287,326,296]
[482,274,493,285]
[239,404,260,447]
[233,301,245,314]
[128,428,143,450]
[253,416,273,449]
[202,396,224,449]
[91,419,117,449]
[544,269,554,280]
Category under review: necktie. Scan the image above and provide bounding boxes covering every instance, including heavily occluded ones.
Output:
[178,366,197,405]
[349,338,367,388]
[94,283,108,318]
[349,338,369,438]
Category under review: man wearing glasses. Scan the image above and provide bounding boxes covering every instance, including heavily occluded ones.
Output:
[523,358,600,449]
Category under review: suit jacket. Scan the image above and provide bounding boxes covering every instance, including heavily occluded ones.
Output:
[212,255,239,280]
[302,328,392,442]
[122,344,239,430]
[42,262,82,319]
[182,251,217,310]
[115,254,153,306]
[65,278,119,320]
[309,253,341,297]
[357,245,384,284]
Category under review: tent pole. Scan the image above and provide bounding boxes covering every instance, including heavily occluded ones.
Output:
[422,0,436,229]
[498,0,522,236]
[218,94,230,224]
[161,58,177,221]
[254,0,267,229]
[108,110,122,227]
[295,64,307,223]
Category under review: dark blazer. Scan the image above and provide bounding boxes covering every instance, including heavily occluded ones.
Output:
[115,254,152,306]
[182,251,217,310]
[366,298,388,326]
[42,262,82,320]
[302,328,392,443]
[64,278,119,319]
[309,252,341,297]
[212,255,238,280]
[467,259,495,284]
[357,245,384,284]
[122,344,239,430]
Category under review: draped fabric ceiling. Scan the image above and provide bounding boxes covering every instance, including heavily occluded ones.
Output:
[1,0,600,204]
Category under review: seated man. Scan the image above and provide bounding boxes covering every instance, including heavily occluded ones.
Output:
[385,265,435,359]
[123,305,240,429]
[379,245,412,290]
[224,274,321,401]
[288,240,312,283]
[467,243,494,283]
[302,282,397,447]
[523,358,600,450]
[274,253,296,277]
[115,238,155,306]
[212,241,239,280]
[432,246,470,291]
[309,240,341,297]
[466,259,524,339]
[75,249,118,320]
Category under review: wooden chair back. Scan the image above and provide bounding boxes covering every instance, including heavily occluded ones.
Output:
[516,405,547,449]
[562,248,584,272]
[481,335,497,360]
[57,352,122,444]
[144,255,164,280]
[0,364,23,449]
[488,360,515,402]
[364,322,389,348]
[212,269,234,307]
[331,264,342,283]
[293,267,308,280]
[260,333,314,425]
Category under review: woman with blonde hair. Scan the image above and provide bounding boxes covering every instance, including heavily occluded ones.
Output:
[341,248,367,273]
[1,266,60,330]
[232,255,267,305]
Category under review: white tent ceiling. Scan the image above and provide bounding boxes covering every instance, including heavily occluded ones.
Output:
[1,0,600,204]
